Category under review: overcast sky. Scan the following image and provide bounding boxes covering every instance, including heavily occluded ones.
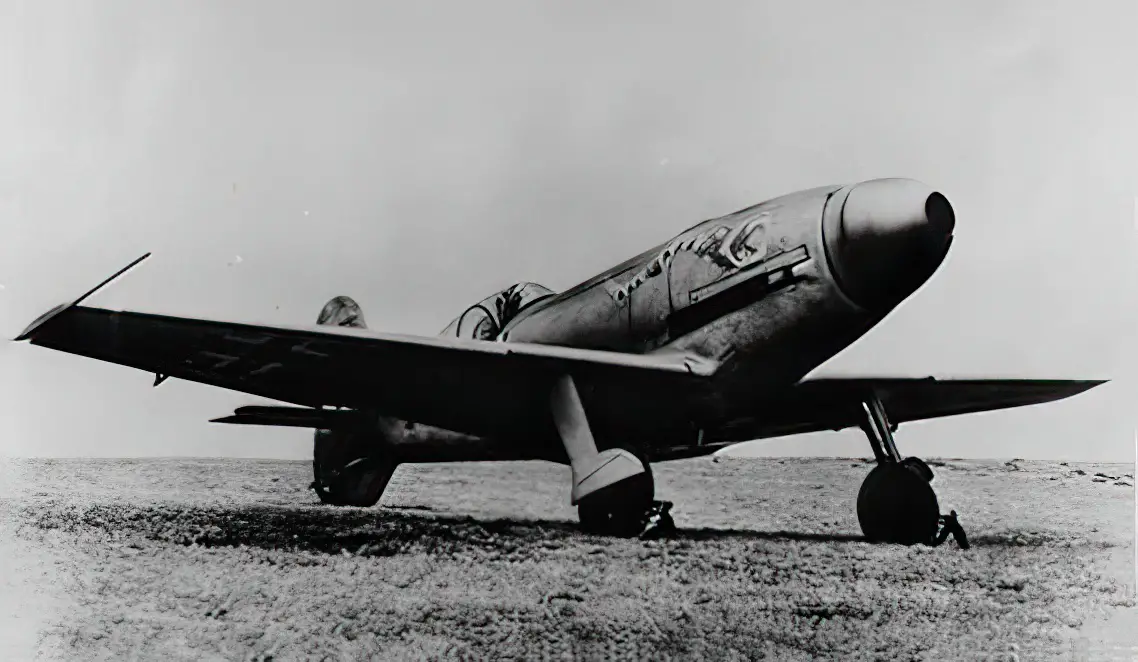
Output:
[1,1,1134,462]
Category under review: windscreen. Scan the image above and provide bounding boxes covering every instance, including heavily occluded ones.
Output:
[439,282,556,339]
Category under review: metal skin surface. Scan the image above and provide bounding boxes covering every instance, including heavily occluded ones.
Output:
[377,179,952,464]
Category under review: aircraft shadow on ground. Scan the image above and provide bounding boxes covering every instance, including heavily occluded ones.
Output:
[36,501,1027,555]
[676,528,867,544]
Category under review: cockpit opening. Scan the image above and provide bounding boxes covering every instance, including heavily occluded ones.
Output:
[440,282,556,340]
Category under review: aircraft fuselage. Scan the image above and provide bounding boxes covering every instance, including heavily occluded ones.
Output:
[383,179,956,463]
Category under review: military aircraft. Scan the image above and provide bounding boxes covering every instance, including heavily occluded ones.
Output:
[16,178,1104,544]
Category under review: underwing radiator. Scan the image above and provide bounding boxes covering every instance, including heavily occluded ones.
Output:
[209,405,363,429]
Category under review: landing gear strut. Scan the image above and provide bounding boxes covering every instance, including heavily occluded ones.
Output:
[550,374,655,537]
[855,392,942,545]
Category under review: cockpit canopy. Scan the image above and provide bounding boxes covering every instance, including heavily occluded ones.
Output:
[440,282,556,340]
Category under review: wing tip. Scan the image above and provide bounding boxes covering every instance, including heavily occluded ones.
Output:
[14,303,69,342]
[1069,378,1109,394]
[13,252,152,342]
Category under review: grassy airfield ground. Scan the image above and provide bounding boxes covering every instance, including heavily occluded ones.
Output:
[1,457,1135,661]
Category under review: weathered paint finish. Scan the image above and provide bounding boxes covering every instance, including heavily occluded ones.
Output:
[502,278,631,352]
[663,185,881,407]
[502,185,852,355]
[628,262,671,350]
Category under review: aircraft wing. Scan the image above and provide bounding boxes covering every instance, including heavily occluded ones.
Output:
[16,301,719,440]
[709,377,1106,443]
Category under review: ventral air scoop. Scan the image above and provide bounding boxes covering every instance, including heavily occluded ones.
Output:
[823,178,955,311]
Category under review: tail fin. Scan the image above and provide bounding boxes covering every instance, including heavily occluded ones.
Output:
[317,295,367,329]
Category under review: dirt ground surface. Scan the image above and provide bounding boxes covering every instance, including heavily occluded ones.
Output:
[1,456,1135,661]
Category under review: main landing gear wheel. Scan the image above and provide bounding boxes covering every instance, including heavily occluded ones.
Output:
[312,456,395,507]
[855,393,944,545]
[577,459,655,537]
[548,374,659,538]
[900,456,934,483]
[856,461,939,545]
[311,428,396,508]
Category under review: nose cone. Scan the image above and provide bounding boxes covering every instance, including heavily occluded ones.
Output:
[824,178,955,310]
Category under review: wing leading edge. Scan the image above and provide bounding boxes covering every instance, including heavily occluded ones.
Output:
[709,377,1106,443]
[16,302,719,440]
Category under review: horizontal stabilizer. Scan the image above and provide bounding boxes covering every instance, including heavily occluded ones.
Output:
[210,405,362,429]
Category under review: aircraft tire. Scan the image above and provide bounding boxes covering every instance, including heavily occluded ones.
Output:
[312,456,396,508]
[856,462,940,545]
[312,467,348,506]
[900,456,935,483]
[577,454,655,537]
[312,425,399,507]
